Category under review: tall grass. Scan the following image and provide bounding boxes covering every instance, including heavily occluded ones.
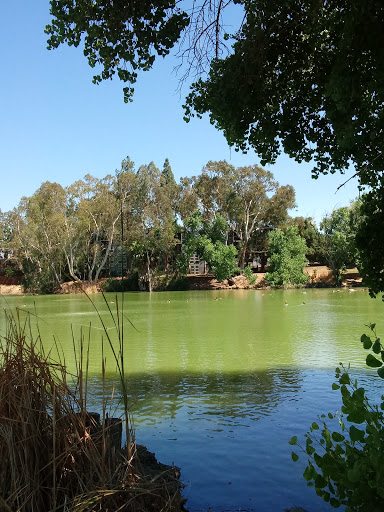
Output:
[0,307,184,511]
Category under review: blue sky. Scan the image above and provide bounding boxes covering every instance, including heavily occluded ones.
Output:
[1,1,359,225]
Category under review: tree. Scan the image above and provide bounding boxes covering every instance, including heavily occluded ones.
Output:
[70,174,121,285]
[46,1,384,295]
[192,161,296,268]
[287,217,326,264]
[320,204,358,286]
[122,160,179,290]
[46,0,190,103]
[185,1,384,190]
[355,189,384,298]
[265,226,308,287]
[179,212,238,282]
[14,182,68,293]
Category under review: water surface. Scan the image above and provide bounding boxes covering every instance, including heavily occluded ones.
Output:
[1,288,383,511]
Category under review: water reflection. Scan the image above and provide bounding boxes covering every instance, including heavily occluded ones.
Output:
[86,368,303,426]
[1,289,382,512]
[82,367,334,512]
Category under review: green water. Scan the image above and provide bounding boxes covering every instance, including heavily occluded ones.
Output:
[1,288,383,511]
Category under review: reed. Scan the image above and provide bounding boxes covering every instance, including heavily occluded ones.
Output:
[0,308,184,511]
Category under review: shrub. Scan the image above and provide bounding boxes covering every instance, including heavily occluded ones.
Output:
[265,227,308,287]
[102,273,139,292]
[291,323,384,511]
[244,265,257,286]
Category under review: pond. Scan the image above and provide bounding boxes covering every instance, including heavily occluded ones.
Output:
[1,288,383,512]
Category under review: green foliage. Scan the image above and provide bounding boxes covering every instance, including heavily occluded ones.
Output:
[46,0,189,103]
[178,212,239,282]
[287,217,326,264]
[320,204,359,286]
[360,324,384,378]
[165,276,190,291]
[265,227,308,287]
[45,1,384,295]
[243,265,257,286]
[192,161,296,268]
[185,1,384,192]
[355,189,384,299]
[4,267,15,278]
[101,274,139,292]
[20,258,56,294]
[292,324,384,512]
[199,236,239,283]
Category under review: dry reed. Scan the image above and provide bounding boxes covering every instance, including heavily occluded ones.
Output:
[0,309,184,512]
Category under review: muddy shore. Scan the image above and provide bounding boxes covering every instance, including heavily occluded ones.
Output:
[0,266,362,295]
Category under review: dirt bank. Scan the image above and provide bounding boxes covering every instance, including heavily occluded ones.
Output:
[0,284,24,295]
[0,267,363,295]
[185,266,362,291]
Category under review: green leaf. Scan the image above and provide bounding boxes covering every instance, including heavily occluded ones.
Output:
[307,445,316,455]
[347,409,366,424]
[366,354,383,368]
[361,333,372,349]
[332,431,345,442]
[303,464,316,481]
[372,338,381,354]
[349,425,365,443]
[323,428,332,448]
[315,474,327,489]
[328,412,334,419]
[377,366,384,379]
[339,373,350,384]
[311,422,319,430]
[332,383,340,390]
[330,498,340,507]
[291,451,299,462]
[289,436,297,445]
[347,464,361,483]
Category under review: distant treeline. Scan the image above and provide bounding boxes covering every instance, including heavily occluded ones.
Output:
[0,157,359,293]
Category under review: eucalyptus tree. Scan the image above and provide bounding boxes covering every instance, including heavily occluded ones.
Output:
[192,161,296,268]
[13,182,68,292]
[177,177,199,223]
[320,204,359,286]
[71,174,121,285]
[125,161,179,290]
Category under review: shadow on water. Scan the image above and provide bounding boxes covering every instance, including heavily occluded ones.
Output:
[81,367,368,512]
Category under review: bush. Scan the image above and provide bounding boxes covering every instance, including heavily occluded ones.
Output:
[265,227,308,287]
[102,273,139,292]
[166,276,190,291]
[291,323,384,512]
[243,265,257,286]
[4,266,15,278]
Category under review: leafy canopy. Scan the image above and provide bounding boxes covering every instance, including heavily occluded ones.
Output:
[265,226,308,287]
[178,212,238,282]
[185,0,384,190]
[320,203,359,286]
[46,0,189,102]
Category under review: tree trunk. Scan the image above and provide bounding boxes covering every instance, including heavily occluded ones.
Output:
[146,251,152,293]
